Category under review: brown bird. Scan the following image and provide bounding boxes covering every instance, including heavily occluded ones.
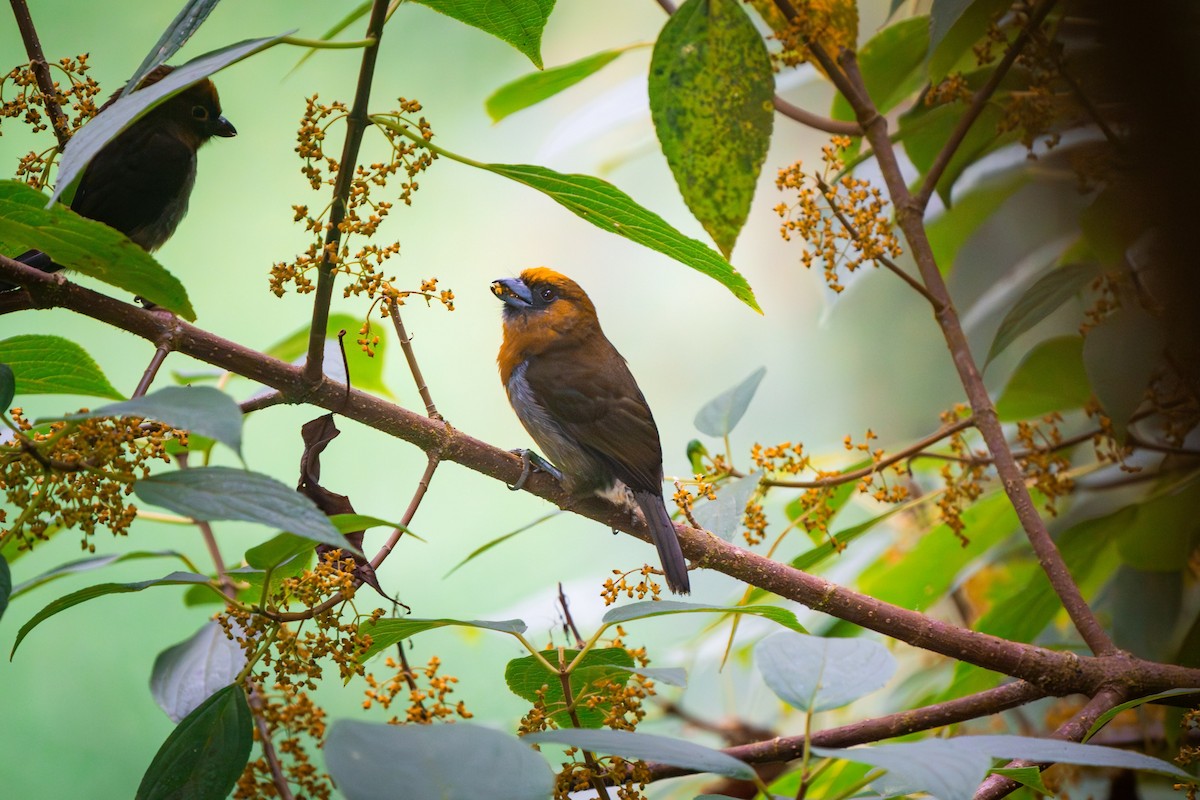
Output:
[7,64,235,286]
[493,268,690,594]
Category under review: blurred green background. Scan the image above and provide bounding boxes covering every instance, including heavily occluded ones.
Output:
[0,2,992,796]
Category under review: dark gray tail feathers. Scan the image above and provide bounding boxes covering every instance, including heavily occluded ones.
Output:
[0,249,59,292]
[633,490,690,595]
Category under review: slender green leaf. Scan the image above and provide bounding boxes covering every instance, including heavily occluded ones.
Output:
[135,684,252,800]
[487,47,633,122]
[0,554,9,623]
[602,600,805,632]
[505,648,634,728]
[358,617,527,662]
[1085,688,1200,742]
[969,735,1190,778]
[832,16,930,121]
[756,632,896,711]
[326,721,554,800]
[928,0,1011,81]
[291,1,370,72]
[990,766,1050,794]
[484,162,759,311]
[694,366,766,436]
[986,263,1100,365]
[650,0,774,257]
[63,386,243,456]
[0,334,122,399]
[127,0,225,92]
[52,35,288,208]
[151,621,246,723]
[243,533,313,571]
[444,511,561,576]
[10,550,185,598]
[11,571,210,657]
[525,728,756,780]
[133,467,357,554]
[995,336,1091,421]
[899,100,1014,204]
[611,665,687,687]
[411,0,555,68]
[0,181,194,319]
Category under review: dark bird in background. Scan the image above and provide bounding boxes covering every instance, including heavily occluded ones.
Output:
[5,64,235,288]
[493,268,691,594]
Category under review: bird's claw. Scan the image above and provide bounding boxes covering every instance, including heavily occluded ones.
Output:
[507,449,562,491]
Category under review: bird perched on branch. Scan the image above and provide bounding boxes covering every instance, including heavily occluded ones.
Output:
[5,64,235,287]
[493,268,690,594]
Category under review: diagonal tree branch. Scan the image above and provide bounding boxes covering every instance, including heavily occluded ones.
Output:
[9,0,70,149]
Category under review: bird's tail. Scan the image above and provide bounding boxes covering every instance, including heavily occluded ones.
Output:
[0,249,60,292]
[633,490,690,595]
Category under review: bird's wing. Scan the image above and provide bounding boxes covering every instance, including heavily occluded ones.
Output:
[523,349,664,493]
[71,125,195,247]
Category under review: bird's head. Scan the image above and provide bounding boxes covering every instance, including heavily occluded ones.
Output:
[118,65,237,147]
[492,268,602,366]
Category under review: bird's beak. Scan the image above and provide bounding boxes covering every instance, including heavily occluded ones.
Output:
[210,115,237,138]
[491,277,533,308]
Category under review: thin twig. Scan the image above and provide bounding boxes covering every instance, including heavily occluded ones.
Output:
[388,302,441,419]
[133,344,171,398]
[836,49,1117,657]
[9,0,70,149]
[302,0,391,386]
[913,0,1058,211]
[774,95,863,137]
[558,649,612,797]
[248,685,296,800]
[1029,27,1124,153]
[557,583,585,649]
[241,391,286,414]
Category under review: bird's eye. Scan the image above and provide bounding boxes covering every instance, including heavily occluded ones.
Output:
[191,105,209,120]
[539,287,555,302]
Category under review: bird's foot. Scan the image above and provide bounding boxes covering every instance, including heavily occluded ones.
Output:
[507,448,563,491]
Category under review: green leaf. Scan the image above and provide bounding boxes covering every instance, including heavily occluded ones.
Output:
[0,554,10,623]
[133,467,358,554]
[410,0,555,68]
[505,647,634,728]
[1083,306,1165,435]
[928,0,1011,81]
[11,571,210,657]
[926,171,1027,275]
[692,471,762,541]
[900,99,1014,204]
[990,766,1050,794]
[358,617,527,662]
[694,366,766,436]
[63,385,243,456]
[0,334,122,400]
[135,684,252,800]
[10,550,185,599]
[52,35,288,209]
[611,665,688,687]
[525,728,756,780]
[755,632,896,711]
[243,533,313,571]
[0,363,13,413]
[971,735,1189,778]
[372,120,760,311]
[261,312,391,397]
[986,263,1100,365]
[487,47,634,122]
[832,16,930,121]
[995,336,1092,421]
[483,162,759,311]
[444,511,560,576]
[602,600,805,632]
[126,0,225,93]
[1117,481,1200,572]
[0,181,194,319]
[649,0,774,257]
[329,513,420,538]
[325,721,554,800]
[1085,688,1200,742]
[151,621,246,723]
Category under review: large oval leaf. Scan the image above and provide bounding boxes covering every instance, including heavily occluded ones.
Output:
[524,728,755,780]
[985,262,1100,365]
[63,386,243,456]
[325,720,554,800]
[0,334,122,399]
[411,0,555,68]
[755,631,896,712]
[136,684,252,800]
[650,0,774,258]
[504,647,634,728]
[133,467,357,554]
[602,600,805,632]
[151,621,247,723]
[694,366,766,436]
[995,336,1091,421]
[358,616,526,662]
